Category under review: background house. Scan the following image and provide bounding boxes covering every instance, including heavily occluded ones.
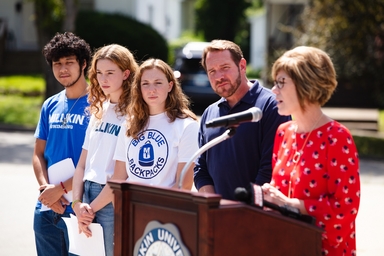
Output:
[249,0,307,79]
[0,0,38,51]
[0,0,195,51]
[93,0,196,41]
[0,0,197,74]
[0,0,306,75]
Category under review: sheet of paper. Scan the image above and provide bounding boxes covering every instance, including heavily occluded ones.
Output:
[62,214,105,256]
[40,158,75,211]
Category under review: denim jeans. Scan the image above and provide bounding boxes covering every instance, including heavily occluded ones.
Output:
[84,180,114,256]
[33,204,77,256]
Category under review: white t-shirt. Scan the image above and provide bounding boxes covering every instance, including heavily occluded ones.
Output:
[83,101,126,184]
[114,112,199,187]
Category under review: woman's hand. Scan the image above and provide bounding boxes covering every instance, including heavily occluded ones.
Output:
[261,183,308,215]
[261,183,289,207]
[78,220,93,237]
[73,203,95,237]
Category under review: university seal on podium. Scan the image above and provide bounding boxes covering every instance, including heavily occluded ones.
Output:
[133,220,190,256]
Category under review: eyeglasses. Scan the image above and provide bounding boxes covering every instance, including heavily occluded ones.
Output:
[273,78,286,89]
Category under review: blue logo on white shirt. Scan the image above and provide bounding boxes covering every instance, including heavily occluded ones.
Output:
[139,141,154,166]
[128,129,169,179]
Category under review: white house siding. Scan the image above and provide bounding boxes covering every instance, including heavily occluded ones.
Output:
[94,0,183,41]
[135,0,183,41]
[249,12,266,70]
[94,0,136,16]
[264,0,308,42]
[0,0,38,50]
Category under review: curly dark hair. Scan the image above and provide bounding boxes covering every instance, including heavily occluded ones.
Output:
[42,32,91,74]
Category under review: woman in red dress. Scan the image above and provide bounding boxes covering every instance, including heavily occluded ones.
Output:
[262,46,360,255]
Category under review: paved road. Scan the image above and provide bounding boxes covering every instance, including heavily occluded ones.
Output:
[0,130,383,255]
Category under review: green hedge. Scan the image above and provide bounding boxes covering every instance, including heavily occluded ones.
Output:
[353,135,384,160]
[76,10,168,62]
[0,95,41,128]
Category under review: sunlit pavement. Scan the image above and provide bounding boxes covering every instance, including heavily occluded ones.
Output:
[0,131,383,256]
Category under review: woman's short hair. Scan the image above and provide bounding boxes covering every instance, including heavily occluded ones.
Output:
[271,46,337,110]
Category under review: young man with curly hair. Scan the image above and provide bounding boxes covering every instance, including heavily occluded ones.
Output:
[32,32,91,256]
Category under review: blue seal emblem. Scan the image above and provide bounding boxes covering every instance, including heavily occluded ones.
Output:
[128,129,169,179]
[133,221,191,256]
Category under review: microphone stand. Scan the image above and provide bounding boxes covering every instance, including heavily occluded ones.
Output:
[262,201,316,225]
[178,127,237,189]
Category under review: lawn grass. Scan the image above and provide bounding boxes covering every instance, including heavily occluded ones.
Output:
[0,75,44,128]
[0,75,45,96]
[1,74,384,132]
[380,110,384,132]
[0,95,42,128]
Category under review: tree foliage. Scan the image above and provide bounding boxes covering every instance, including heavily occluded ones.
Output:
[76,11,168,62]
[295,0,384,107]
[32,0,74,99]
[195,0,251,42]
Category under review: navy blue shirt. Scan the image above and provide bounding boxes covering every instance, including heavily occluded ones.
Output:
[194,80,291,200]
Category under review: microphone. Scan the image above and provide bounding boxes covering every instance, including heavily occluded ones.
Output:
[234,183,316,225]
[205,107,262,128]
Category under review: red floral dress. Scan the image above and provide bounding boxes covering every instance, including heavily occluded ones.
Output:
[271,121,360,255]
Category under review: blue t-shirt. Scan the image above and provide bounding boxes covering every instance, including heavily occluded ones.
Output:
[34,90,89,168]
[194,80,291,200]
[34,90,90,211]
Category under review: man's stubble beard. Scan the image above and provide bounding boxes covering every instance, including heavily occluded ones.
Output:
[62,66,83,88]
[214,69,242,99]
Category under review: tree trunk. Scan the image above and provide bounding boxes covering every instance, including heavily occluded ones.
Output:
[33,0,79,100]
[63,0,78,32]
[34,16,62,99]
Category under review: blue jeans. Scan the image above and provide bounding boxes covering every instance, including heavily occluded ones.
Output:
[33,203,77,256]
[84,180,114,256]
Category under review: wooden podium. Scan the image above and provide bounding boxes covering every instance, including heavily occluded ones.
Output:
[109,180,322,256]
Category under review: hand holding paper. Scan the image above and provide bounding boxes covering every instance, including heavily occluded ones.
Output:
[78,220,93,238]
[73,203,95,237]
[62,214,105,256]
[49,199,67,214]
[40,158,75,212]
[39,185,69,208]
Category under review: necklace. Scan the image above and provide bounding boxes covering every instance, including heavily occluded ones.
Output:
[292,113,323,164]
[62,88,87,126]
[288,113,323,198]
